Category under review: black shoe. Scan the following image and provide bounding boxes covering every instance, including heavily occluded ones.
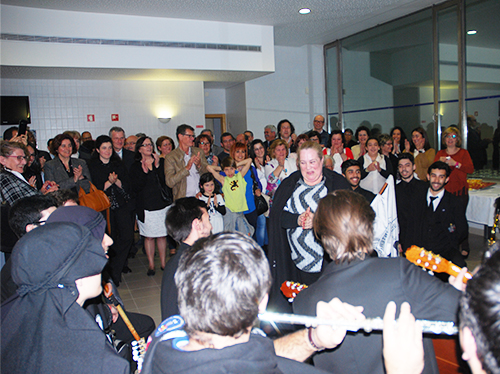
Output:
[147,269,155,276]
[122,266,132,274]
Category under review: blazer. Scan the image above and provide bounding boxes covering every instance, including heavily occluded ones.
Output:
[294,257,461,374]
[120,148,135,171]
[416,190,468,267]
[0,170,40,206]
[164,147,208,201]
[44,157,92,193]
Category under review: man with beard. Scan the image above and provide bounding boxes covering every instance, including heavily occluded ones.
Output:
[416,161,467,269]
[341,159,375,203]
[395,153,428,253]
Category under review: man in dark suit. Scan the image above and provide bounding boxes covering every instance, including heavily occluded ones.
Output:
[109,126,136,263]
[341,159,375,203]
[109,126,134,171]
[293,190,462,374]
[395,153,428,253]
[416,161,467,268]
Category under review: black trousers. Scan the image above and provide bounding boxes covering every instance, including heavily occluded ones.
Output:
[108,205,134,286]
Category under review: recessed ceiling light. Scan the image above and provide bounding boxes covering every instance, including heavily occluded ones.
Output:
[299,8,311,15]
[467,30,477,35]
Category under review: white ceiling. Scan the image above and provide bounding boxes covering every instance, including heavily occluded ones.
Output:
[2,0,442,46]
[1,0,446,85]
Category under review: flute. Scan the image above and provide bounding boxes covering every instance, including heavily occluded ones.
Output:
[258,312,458,335]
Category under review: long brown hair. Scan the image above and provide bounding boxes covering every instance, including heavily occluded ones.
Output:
[314,190,375,264]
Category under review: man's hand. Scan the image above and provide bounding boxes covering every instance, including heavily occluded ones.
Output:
[383,301,424,374]
[311,297,365,350]
[108,304,119,324]
[448,266,468,292]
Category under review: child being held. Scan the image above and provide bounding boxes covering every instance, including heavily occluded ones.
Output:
[207,157,255,237]
[198,172,226,234]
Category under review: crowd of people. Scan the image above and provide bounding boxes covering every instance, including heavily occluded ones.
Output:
[1,116,498,374]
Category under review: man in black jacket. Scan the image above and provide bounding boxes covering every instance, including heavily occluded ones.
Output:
[395,153,427,253]
[146,232,365,374]
[294,190,462,374]
[160,197,212,320]
[416,161,467,268]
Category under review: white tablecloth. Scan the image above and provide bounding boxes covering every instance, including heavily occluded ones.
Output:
[467,184,500,226]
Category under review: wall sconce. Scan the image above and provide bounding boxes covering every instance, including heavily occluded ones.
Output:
[158,117,171,124]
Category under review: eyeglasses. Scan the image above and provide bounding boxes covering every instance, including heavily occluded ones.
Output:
[199,141,210,145]
[445,134,457,139]
[7,155,28,161]
[141,143,153,147]
[182,133,195,138]
[314,120,325,123]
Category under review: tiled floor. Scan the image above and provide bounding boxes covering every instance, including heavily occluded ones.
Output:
[118,232,488,330]
[118,248,167,328]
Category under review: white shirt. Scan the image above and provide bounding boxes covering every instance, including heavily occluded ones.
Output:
[184,148,200,197]
[426,188,445,211]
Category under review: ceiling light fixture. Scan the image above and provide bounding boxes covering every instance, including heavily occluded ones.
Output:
[467,30,477,35]
[299,8,311,15]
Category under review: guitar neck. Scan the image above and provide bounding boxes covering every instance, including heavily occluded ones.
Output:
[258,312,458,335]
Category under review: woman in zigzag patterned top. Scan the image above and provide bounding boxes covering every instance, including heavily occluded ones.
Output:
[267,141,350,314]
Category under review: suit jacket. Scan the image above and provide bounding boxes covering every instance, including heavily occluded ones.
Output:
[417,190,467,267]
[294,257,461,374]
[44,157,92,193]
[0,170,40,206]
[120,148,135,171]
[164,147,208,201]
[396,177,428,252]
[267,168,350,314]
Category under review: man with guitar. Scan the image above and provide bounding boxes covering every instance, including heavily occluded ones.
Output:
[147,232,366,373]
[294,190,464,374]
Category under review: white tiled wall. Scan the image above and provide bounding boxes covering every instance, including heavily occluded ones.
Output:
[1,79,205,151]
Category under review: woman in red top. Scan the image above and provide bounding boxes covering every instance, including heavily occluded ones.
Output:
[434,126,474,257]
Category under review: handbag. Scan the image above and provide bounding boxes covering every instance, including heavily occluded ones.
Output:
[155,172,173,206]
[79,183,111,232]
[250,166,269,216]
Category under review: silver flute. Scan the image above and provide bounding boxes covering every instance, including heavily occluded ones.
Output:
[258,312,458,335]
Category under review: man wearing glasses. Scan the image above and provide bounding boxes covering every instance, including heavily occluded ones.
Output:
[313,115,329,147]
[165,124,208,201]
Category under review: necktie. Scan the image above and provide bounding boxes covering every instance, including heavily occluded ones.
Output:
[428,196,438,212]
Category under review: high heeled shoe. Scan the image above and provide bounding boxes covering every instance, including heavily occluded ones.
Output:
[147,268,155,276]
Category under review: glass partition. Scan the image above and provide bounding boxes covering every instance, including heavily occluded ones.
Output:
[340,9,433,139]
[465,0,500,174]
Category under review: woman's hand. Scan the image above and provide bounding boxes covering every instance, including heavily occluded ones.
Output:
[255,188,261,197]
[153,153,160,168]
[404,139,411,153]
[73,165,83,182]
[366,161,379,172]
[298,208,314,230]
[277,154,286,168]
[439,156,456,167]
[141,157,154,173]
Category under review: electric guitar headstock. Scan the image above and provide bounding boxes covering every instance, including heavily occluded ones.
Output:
[281,281,308,302]
[405,245,472,283]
